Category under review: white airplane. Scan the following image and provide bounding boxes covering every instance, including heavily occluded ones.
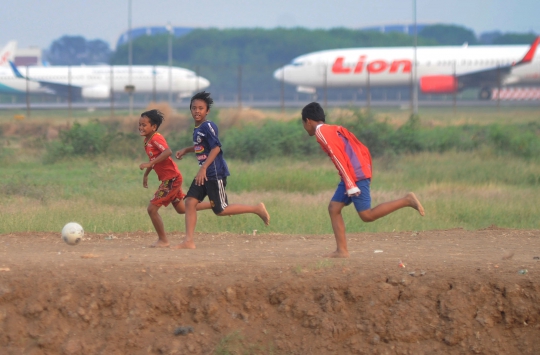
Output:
[0,41,210,100]
[274,37,540,100]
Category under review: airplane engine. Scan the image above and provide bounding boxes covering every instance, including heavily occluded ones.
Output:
[82,85,111,99]
[419,75,458,94]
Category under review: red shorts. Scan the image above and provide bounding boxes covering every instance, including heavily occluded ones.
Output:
[150,175,185,207]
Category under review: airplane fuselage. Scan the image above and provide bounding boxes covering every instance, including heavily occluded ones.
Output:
[0,65,210,99]
[274,45,540,92]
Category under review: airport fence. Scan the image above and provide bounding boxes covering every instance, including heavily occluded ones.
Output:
[1,63,539,118]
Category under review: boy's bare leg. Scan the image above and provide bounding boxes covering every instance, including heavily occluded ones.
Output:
[217,203,270,226]
[327,201,350,258]
[147,203,169,248]
[171,197,198,249]
[173,199,212,214]
[358,192,424,222]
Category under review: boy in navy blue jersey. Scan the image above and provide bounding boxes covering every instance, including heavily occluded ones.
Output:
[173,91,270,249]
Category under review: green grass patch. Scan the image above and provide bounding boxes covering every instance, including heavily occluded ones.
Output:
[1,152,539,234]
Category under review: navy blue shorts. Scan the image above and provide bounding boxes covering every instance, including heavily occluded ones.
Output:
[186,178,228,214]
[331,179,371,212]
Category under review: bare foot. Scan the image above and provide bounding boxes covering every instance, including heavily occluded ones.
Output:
[406,192,425,216]
[149,240,169,248]
[256,202,270,226]
[324,250,350,258]
[170,240,196,249]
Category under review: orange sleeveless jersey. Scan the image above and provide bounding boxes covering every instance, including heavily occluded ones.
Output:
[315,124,372,194]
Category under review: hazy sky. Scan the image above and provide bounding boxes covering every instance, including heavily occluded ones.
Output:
[5,0,539,49]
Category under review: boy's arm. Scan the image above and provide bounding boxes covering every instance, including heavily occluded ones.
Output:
[194,146,221,186]
[316,128,360,196]
[142,167,152,188]
[176,146,195,160]
[139,148,173,170]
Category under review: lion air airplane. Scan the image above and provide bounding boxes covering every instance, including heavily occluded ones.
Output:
[274,37,540,100]
[0,41,210,100]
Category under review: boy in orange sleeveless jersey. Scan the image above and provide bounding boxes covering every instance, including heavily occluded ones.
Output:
[139,109,210,248]
[301,102,424,258]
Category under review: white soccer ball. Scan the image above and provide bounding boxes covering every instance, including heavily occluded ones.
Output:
[61,222,84,245]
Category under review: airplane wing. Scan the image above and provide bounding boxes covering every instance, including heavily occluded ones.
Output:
[456,36,539,89]
[9,61,83,99]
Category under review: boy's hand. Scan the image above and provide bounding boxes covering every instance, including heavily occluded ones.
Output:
[175,149,186,160]
[346,187,361,197]
[195,166,208,186]
[139,162,153,170]
[142,175,148,188]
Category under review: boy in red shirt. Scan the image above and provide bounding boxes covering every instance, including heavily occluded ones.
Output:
[301,102,425,258]
[139,109,210,248]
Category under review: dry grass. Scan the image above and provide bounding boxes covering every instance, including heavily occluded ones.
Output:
[2,107,538,143]
[421,183,508,200]
[216,107,300,130]
[370,107,540,127]
[83,102,193,136]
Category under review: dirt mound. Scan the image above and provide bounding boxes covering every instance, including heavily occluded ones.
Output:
[1,229,539,354]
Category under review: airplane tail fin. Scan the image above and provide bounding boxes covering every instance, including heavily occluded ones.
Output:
[517,36,540,65]
[9,61,25,79]
[0,41,17,66]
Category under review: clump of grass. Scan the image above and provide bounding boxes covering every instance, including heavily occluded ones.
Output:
[0,175,52,203]
[293,265,304,275]
[213,331,272,355]
[213,331,243,355]
[313,259,334,270]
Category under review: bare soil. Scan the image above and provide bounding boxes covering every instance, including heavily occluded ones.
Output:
[1,228,539,355]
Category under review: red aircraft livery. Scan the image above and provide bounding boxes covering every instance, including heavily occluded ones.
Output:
[332,57,412,74]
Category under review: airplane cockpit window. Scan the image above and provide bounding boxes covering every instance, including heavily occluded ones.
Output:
[291,59,309,66]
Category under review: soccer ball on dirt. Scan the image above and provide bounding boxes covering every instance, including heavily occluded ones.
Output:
[61,222,84,245]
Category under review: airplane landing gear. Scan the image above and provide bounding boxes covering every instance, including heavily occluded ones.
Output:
[478,87,492,100]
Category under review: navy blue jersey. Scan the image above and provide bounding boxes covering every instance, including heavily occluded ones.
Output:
[193,120,230,180]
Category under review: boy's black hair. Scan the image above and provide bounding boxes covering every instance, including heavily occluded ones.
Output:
[301,102,325,122]
[190,91,214,110]
[141,109,165,130]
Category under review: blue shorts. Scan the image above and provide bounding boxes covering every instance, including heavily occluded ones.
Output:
[331,179,371,212]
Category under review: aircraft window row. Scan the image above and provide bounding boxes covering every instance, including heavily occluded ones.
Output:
[459,60,512,66]
[427,60,513,66]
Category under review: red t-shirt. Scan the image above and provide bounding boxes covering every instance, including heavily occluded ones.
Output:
[144,133,180,181]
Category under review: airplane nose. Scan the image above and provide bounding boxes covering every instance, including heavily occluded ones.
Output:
[273,67,284,81]
[197,76,210,90]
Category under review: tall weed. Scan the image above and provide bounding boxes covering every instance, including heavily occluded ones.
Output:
[44,120,141,163]
[40,112,540,163]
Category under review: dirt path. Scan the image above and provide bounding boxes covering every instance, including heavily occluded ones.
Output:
[1,228,539,354]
